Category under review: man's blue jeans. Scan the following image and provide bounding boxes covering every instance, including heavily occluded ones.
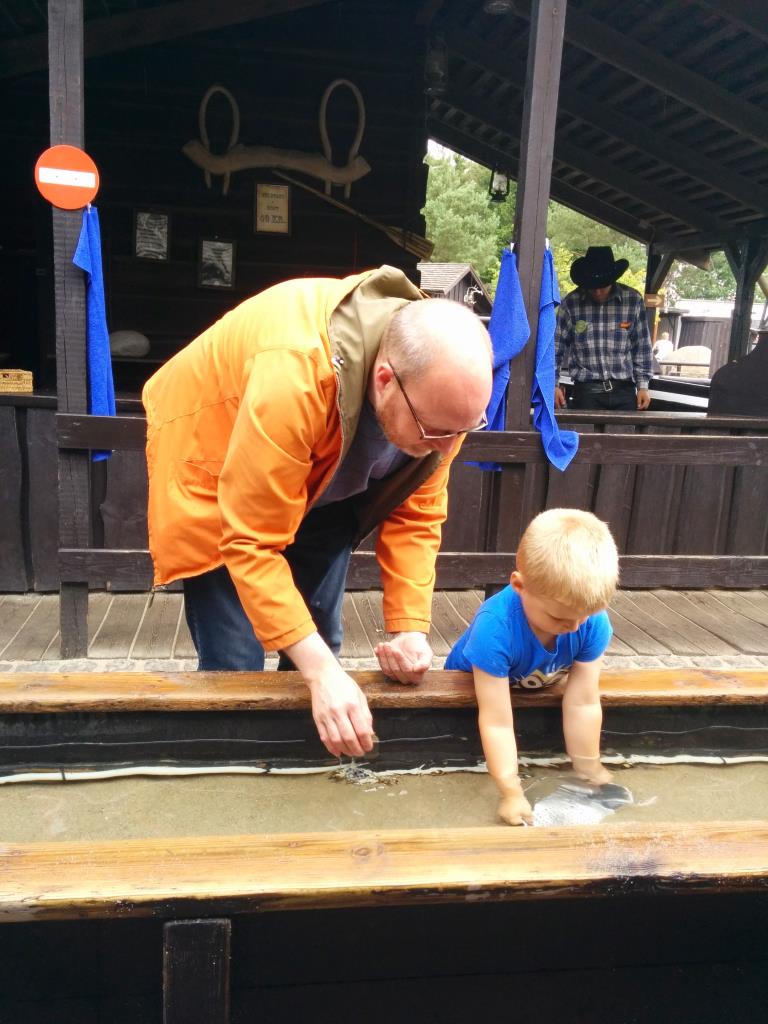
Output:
[183,500,357,671]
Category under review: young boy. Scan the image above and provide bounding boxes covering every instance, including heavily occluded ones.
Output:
[445,508,618,826]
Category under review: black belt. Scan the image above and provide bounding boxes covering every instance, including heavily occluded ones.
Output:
[574,379,633,393]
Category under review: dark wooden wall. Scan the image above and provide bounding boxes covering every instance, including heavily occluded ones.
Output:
[0,1,428,392]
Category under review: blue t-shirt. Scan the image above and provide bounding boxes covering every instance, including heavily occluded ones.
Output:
[444,586,611,688]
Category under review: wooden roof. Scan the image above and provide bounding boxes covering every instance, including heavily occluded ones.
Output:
[1,0,766,252]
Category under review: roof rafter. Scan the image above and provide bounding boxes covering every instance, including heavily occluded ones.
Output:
[696,0,768,46]
[443,26,768,216]
[505,0,768,148]
[436,89,730,235]
[426,118,652,244]
[0,0,334,79]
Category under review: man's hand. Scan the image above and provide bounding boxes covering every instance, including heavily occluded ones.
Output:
[283,632,374,758]
[554,385,567,409]
[498,792,534,826]
[306,664,374,759]
[636,387,651,410]
[374,631,432,684]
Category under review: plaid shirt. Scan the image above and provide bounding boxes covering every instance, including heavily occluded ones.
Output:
[555,284,653,389]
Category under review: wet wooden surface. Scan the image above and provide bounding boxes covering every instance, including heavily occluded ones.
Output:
[1,820,766,922]
[1,589,768,662]
[0,668,766,713]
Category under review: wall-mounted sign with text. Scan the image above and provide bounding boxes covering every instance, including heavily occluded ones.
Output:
[255,183,291,235]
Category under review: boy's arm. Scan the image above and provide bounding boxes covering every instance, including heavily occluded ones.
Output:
[474,667,533,825]
[561,658,612,786]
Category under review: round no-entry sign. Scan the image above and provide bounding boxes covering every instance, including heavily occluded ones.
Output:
[34,144,100,209]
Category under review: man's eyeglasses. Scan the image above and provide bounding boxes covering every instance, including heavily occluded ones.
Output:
[389,363,488,440]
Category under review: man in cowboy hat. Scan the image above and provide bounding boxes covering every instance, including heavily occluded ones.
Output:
[554,246,653,411]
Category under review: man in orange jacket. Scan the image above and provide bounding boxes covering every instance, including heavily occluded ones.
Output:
[143,266,492,759]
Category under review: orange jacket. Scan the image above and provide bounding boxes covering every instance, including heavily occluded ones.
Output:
[143,267,462,651]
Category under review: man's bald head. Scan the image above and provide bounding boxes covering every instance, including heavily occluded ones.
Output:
[381,298,493,381]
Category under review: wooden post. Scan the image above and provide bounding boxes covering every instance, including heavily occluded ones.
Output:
[725,237,768,362]
[489,0,567,569]
[163,918,232,1024]
[48,0,90,657]
[644,250,675,342]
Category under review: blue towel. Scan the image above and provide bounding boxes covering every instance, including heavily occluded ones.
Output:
[471,248,530,471]
[532,248,579,471]
[72,206,115,461]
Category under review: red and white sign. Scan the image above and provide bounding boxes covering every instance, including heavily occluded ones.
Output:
[34,145,100,209]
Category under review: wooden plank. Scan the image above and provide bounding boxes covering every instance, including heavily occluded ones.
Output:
[26,409,60,591]
[61,548,768,590]
[505,0,566,430]
[57,413,146,452]
[428,593,463,653]
[0,597,42,656]
[351,592,386,650]
[648,592,742,655]
[611,591,707,656]
[174,604,198,660]
[2,0,334,78]
[1,595,60,661]
[624,592,741,656]
[1,669,766,713]
[460,431,768,466]
[663,590,768,654]
[592,424,636,552]
[163,919,231,1024]
[606,608,670,657]
[50,0,90,659]
[626,426,684,555]
[0,407,28,591]
[88,593,149,659]
[130,591,179,659]
[1,821,767,923]
[674,429,732,555]
[709,590,768,629]
[604,632,635,657]
[545,423,596,510]
[727,467,768,556]
[339,593,374,660]
[443,590,482,628]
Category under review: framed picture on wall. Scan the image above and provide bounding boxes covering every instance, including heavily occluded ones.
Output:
[198,238,236,289]
[255,183,291,235]
[134,210,170,260]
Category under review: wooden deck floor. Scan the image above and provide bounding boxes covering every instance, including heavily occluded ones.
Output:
[1,590,768,667]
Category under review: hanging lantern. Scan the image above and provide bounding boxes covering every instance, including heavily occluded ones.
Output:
[488,167,510,203]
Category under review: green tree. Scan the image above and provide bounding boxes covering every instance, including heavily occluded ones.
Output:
[424,146,739,302]
[422,151,515,291]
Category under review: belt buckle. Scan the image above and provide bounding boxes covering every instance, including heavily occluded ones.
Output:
[602,379,613,392]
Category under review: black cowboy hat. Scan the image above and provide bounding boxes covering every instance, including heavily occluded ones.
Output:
[570,246,629,289]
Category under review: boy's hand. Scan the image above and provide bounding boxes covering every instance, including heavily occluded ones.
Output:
[571,756,613,787]
[498,792,534,826]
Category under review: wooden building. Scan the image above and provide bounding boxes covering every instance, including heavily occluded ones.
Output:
[417,261,493,316]
[0,0,767,638]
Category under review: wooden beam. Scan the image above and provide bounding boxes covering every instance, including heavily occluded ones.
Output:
[696,0,768,46]
[438,89,729,235]
[2,668,766,713]
[554,1,768,147]
[163,919,231,1024]
[1,821,767,922]
[506,0,567,431]
[725,236,768,360]
[427,118,651,242]
[58,548,768,590]
[653,219,768,253]
[48,0,90,660]
[1,0,333,79]
[443,26,768,216]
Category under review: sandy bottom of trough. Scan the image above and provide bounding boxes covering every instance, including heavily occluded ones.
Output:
[1,763,767,843]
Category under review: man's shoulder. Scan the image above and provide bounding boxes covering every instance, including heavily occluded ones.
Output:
[615,283,643,303]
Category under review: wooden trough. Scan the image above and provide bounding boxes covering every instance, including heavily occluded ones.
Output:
[0,668,766,1023]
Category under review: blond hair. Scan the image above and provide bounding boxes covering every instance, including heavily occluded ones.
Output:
[516,508,618,613]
